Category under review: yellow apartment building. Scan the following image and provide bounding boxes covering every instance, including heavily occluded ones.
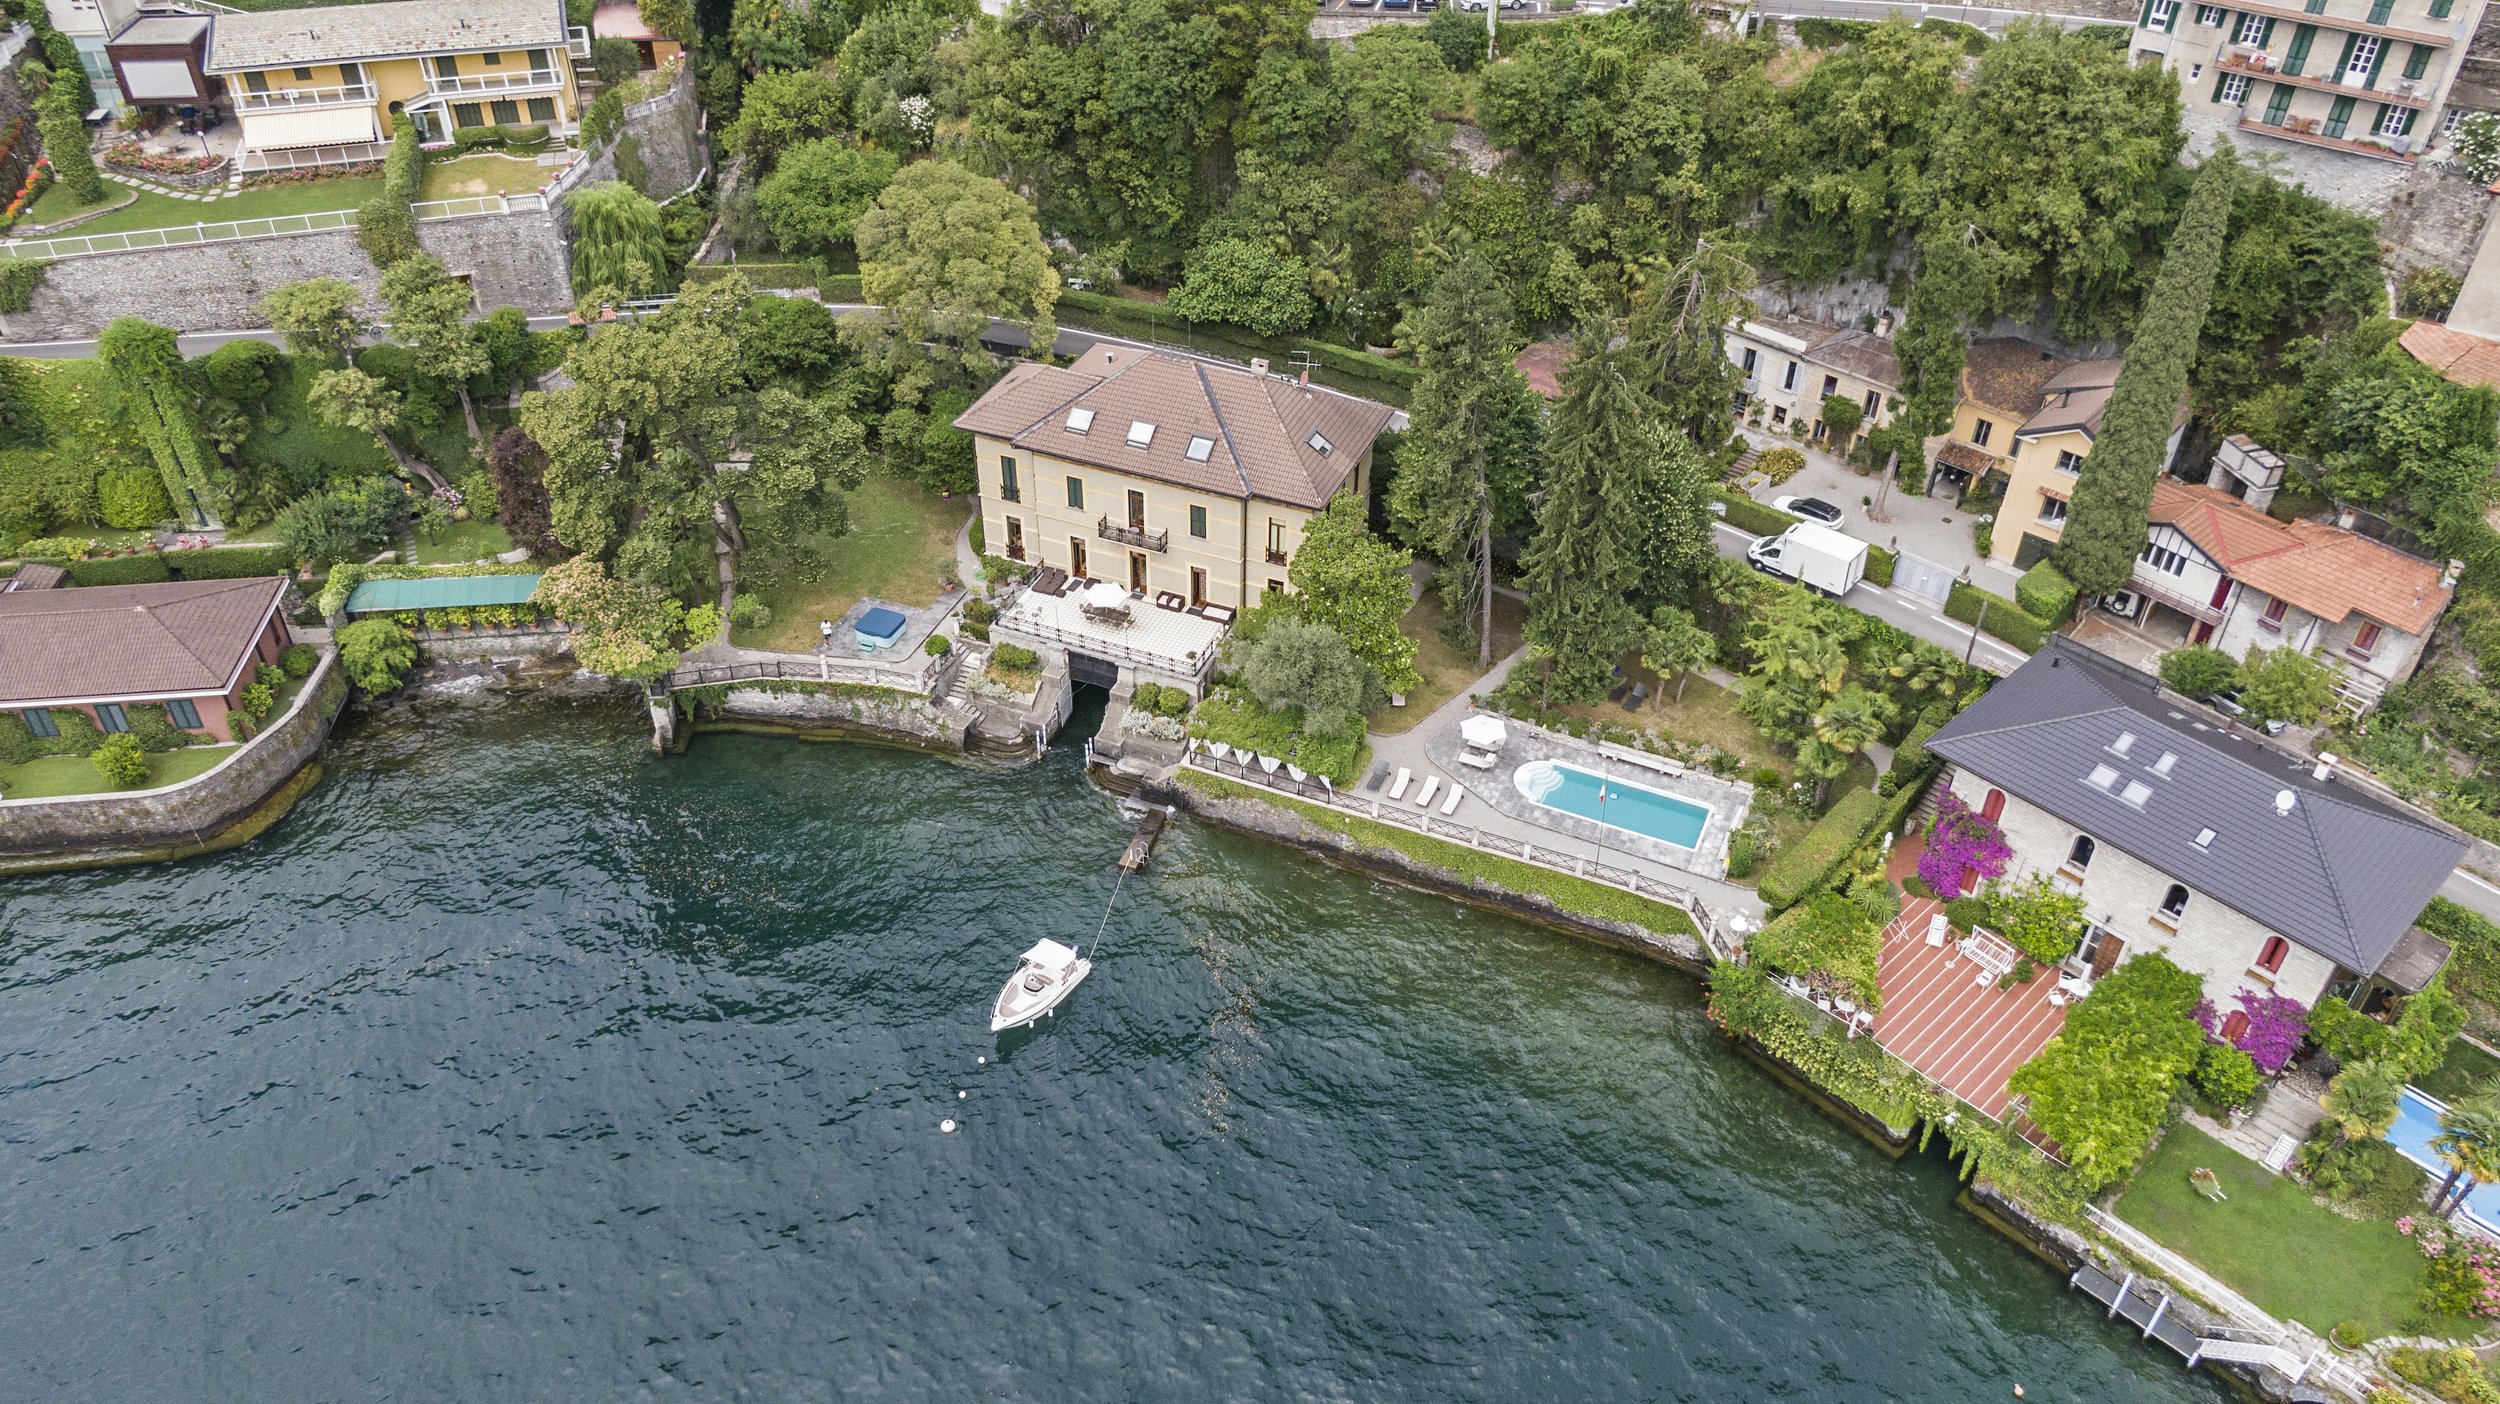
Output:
[1936,339,2166,571]
[954,345,1397,613]
[204,0,587,173]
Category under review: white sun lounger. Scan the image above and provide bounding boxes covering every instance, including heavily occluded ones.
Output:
[1458,749,1498,770]
[1388,767,1412,800]
[2262,1133,2300,1175]
[1414,775,1441,808]
[1439,784,1465,816]
[1924,913,1949,948]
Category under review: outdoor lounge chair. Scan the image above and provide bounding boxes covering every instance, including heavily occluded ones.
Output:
[1388,767,1412,800]
[1924,913,1948,948]
[1414,775,1440,808]
[1365,764,1390,792]
[1440,784,1464,816]
[1458,748,1497,770]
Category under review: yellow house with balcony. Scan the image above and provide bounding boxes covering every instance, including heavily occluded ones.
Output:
[204,0,587,173]
[953,345,1397,613]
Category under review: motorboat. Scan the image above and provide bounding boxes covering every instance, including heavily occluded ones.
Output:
[991,939,1092,1033]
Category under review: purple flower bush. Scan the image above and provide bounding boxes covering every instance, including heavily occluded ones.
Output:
[2195,990,2308,1073]
[1917,793,2011,896]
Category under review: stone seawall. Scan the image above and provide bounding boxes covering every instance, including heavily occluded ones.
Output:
[699,684,966,752]
[413,626,573,665]
[0,653,348,872]
[0,206,571,341]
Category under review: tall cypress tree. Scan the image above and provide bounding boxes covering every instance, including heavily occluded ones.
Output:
[97,318,224,527]
[2056,140,2239,596]
[1390,253,1530,667]
[1519,328,1650,704]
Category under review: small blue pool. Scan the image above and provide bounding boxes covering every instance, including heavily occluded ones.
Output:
[1514,760,1710,850]
[2392,1088,2499,1232]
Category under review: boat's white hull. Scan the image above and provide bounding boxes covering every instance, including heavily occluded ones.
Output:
[990,956,1092,1033]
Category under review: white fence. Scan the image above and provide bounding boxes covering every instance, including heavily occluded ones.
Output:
[1181,748,1735,958]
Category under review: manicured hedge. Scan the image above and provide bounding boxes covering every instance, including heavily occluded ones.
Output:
[1945,580,2051,653]
[1758,786,1888,912]
[1866,544,1896,588]
[820,273,862,302]
[1888,699,1954,782]
[172,544,295,580]
[683,261,819,292]
[1053,288,1415,405]
[2015,560,2079,623]
[65,553,173,586]
[1714,488,1795,538]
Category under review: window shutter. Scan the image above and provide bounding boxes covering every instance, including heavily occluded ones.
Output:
[2212,71,2233,102]
[2257,16,2274,45]
[2139,0,2157,24]
[2366,40,2388,88]
[2432,0,2453,15]
[2284,24,2314,75]
[2332,33,2358,74]
[2165,2,2181,30]
[2405,43,2431,80]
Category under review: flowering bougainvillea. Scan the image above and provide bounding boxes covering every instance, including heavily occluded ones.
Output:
[1917,792,2011,896]
[2194,990,2309,1072]
[2403,1217,2500,1317]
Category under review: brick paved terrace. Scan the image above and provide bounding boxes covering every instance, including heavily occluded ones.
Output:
[1870,894,2068,1121]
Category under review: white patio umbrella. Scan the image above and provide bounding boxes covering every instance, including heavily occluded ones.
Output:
[1285,763,1307,783]
[1259,754,1282,775]
[1461,714,1509,751]
[1208,741,1232,761]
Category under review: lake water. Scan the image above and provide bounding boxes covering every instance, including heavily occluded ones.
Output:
[0,699,2225,1402]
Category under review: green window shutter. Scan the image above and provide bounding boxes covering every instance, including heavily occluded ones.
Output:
[1066,476,1083,509]
[2365,39,2388,88]
[2263,85,2294,124]
[2332,33,2358,74]
[2139,0,2157,24]
[2212,71,2234,103]
[2326,94,2356,136]
[2257,16,2275,45]
[2303,0,2324,13]
[1189,505,1206,538]
[2405,43,2431,80]
[2284,25,2314,75]
[2366,0,2391,21]
[2432,0,2453,16]
[2166,3,2181,29]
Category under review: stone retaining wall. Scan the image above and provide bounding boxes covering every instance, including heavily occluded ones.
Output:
[0,652,347,870]
[0,204,571,341]
[413,626,572,664]
[556,62,706,205]
[704,683,966,750]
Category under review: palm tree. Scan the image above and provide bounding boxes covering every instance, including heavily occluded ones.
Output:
[1886,644,1963,701]
[2431,1100,2500,1219]
[1643,606,1716,703]
[1805,685,1896,807]
[2320,1059,2404,1146]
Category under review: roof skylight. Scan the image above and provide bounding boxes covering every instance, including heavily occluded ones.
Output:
[1065,407,1095,434]
[2151,752,2178,778]
[2109,731,2136,757]
[1306,431,1333,457]
[1126,420,1156,448]
[2120,780,2153,808]
[2194,827,2216,849]
[1185,435,1216,462]
[2087,764,2120,791]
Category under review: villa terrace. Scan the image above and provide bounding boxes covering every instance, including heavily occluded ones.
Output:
[1867,893,2068,1123]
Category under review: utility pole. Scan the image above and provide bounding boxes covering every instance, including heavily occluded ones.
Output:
[1871,447,1895,524]
[1964,594,1989,664]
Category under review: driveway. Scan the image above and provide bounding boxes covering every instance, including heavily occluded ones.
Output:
[1740,435,2025,598]
[1708,519,2030,676]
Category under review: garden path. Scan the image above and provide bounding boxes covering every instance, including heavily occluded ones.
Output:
[2185,1067,2329,1171]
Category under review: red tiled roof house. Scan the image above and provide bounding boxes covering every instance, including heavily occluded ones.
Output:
[0,577,296,744]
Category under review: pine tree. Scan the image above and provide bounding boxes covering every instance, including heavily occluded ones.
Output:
[1390,253,1527,666]
[2057,141,2239,595]
[1519,329,1649,704]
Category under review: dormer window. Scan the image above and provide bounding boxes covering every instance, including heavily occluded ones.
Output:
[1126,421,1155,448]
[1065,407,1095,435]
[2152,752,2178,778]
[1306,432,1333,457]
[1184,435,1215,463]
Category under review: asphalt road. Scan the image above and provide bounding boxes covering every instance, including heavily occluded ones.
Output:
[1711,519,2030,676]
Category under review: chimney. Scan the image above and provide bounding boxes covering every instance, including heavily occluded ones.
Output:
[1298,369,1310,388]
[2274,788,2298,816]
[2335,505,2357,529]
[1875,310,1895,338]
[2313,752,2336,782]
[1250,358,1268,376]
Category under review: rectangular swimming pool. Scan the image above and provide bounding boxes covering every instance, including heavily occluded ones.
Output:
[2393,1087,2497,1232]
[1515,760,1711,850]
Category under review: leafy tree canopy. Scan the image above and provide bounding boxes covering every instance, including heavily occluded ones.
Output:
[754,137,902,261]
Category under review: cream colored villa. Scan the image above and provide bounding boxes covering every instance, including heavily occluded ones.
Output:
[954,347,1396,612]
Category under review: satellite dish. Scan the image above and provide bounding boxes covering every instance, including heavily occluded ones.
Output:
[2274,789,2297,815]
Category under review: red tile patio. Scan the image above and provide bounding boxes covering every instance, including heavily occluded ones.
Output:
[1870,896,2068,1121]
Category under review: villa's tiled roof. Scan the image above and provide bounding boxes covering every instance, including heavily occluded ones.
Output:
[207,0,568,72]
[1927,636,2465,975]
[2149,478,2452,635]
[0,577,284,705]
[1960,338,2074,419]
[1804,329,1901,391]
[2400,320,2500,390]
[953,347,1395,510]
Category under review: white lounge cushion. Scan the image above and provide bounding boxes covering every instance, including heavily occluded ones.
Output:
[1388,767,1412,800]
[1414,775,1440,807]
[1439,784,1464,816]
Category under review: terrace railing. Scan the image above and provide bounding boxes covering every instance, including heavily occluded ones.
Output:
[663,652,943,697]
[426,68,566,99]
[4,193,553,261]
[235,141,389,174]
[1180,746,1736,960]
[233,82,376,112]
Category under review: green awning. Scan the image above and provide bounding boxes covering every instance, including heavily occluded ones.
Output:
[344,574,542,613]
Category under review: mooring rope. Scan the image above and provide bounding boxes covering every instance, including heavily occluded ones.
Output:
[1087,868,1132,957]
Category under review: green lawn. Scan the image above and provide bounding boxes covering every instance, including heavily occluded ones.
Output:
[1554,663,1792,780]
[0,745,234,799]
[22,175,385,241]
[1189,687,1368,785]
[2417,1037,2500,1105]
[21,181,136,228]
[1375,588,1526,735]
[733,474,970,652]
[2114,1123,2451,1339]
[421,153,553,201]
[412,516,513,565]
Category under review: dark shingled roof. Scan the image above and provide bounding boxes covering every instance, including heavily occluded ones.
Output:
[0,577,285,706]
[1928,636,2465,976]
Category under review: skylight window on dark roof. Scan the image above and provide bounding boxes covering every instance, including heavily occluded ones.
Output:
[1126,420,1155,448]
[1066,407,1095,434]
[2087,764,2120,791]
[2151,752,2178,777]
[2120,780,2153,808]
[1306,431,1333,457]
[2110,731,2136,757]
[2194,827,2216,850]
[1185,435,1215,463]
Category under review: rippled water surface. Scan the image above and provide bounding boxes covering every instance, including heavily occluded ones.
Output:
[0,701,2224,1402]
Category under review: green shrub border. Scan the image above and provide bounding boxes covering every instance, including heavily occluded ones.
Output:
[2015,560,2079,624]
[1945,579,2052,653]
[1757,786,1888,912]
[1054,288,1416,406]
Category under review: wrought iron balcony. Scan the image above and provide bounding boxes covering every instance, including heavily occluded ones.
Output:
[1265,548,1289,566]
[1098,515,1168,552]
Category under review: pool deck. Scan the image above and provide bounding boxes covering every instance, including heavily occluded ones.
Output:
[1418,715,1752,882]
